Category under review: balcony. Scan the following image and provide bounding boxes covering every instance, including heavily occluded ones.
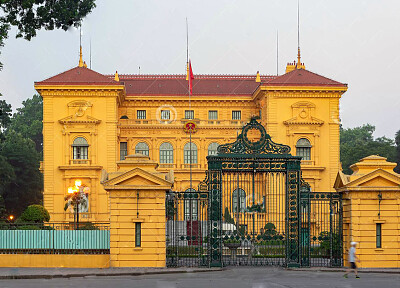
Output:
[69,159,91,165]
[118,119,246,127]
[159,164,175,169]
[181,164,199,169]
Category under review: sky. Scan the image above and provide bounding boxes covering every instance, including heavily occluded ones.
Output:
[0,0,399,139]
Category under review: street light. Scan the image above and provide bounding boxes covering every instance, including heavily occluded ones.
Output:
[64,179,89,229]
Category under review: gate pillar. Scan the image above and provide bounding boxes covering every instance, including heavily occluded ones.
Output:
[286,161,302,267]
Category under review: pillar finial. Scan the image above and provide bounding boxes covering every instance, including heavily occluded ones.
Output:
[114,71,119,82]
[79,46,84,67]
[297,47,301,69]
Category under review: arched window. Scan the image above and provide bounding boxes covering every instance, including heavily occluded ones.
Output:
[232,188,246,213]
[72,137,88,159]
[184,142,197,164]
[296,138,311,160]
[120,115,129,119]
[135,142,149,156]
[160,142,173,164]
[208,142,219,156]
[184,188,198,220]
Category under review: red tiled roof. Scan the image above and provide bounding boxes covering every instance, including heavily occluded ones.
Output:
[264,68,347,87]
[112,74,275,96]
[36,66,122,86]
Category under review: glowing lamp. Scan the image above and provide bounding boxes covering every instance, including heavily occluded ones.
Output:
[74,179,82,187]
[9,215,14,220]
[68,187,74,194]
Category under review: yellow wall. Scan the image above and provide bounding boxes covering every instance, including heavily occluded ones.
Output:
[108,189,167,267]
[336,155,400,268]
[0,254,109,268]
[103,154,173,267]
[35,85,124,222]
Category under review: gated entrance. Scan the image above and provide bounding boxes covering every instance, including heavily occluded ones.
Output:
[166,117,342,268]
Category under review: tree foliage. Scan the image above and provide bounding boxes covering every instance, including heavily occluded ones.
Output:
[0,97,12,138]
[394,130,400,174]
[0,130,43,217]
[0,0,96,69]
[18,204,50,223]
[340,124,396,174]
[9,95,43,153]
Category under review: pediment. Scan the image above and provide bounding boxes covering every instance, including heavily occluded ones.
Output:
[346,169,400,188]
[334,171,349,189]
[103,167,172,188]
[283,115,324,126]
[59,115,101,125]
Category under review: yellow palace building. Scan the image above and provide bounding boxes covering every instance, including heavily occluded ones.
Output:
[35,52,347,223]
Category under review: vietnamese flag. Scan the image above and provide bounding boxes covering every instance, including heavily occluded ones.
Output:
[187,60,194,95]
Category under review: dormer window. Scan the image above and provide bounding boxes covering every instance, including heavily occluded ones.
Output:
[72,137,88,160]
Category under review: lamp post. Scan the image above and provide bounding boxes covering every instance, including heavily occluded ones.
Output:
[66,179,88,230]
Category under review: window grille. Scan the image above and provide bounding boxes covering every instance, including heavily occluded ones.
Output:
[185,110,194,120]
[232,111,241,120]
[137,110,146,119]
[208,110,218,120]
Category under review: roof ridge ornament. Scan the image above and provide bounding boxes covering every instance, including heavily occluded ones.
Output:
[217,117,291,155]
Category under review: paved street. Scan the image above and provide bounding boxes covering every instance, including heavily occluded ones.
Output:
[0,267,398,288]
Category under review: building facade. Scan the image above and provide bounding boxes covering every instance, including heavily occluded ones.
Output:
[35,55,347,223]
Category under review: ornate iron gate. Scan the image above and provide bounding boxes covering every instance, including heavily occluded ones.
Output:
[300,186,343,267]
[166,117,342,268]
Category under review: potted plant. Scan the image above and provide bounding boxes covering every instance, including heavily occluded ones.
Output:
[224,238,241,249]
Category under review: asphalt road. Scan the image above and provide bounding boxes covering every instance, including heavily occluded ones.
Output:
[0,267,399,288]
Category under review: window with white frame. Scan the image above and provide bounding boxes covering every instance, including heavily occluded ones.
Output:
[161,110,170,120]
[296,138,311,160]
[232,188,246,213]
[208,142,219,156]
[72,137,88,160]
[184,142,197,164]
[137,110,146,119]
[208,110,218,120]
[232,110,241,120]
[185,110,194,120]
[120,142,128,160]
[160,142,173,163]
[135,142,149,156]
[184,188,198,220]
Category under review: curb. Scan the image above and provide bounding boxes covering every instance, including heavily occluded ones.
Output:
[286,268,400,274]
[0,268,225,280]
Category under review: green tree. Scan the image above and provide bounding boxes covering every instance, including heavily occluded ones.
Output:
[0,98,12,140]
[18,204,50,223]
[9,95,43,153]
[394,130,400,174]
[223,207,235,224]
[0,131,43,217]
[340,124,396,174]
[0,0,96,69]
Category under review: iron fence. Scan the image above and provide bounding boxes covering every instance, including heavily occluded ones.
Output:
[0,222,110,254]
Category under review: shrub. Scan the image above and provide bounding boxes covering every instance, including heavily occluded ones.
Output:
[18,205,50,223]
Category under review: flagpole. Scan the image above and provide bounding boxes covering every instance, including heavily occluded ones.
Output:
[186,18,193,222]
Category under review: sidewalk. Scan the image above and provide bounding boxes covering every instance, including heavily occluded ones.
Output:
[287,267,400,274]
[0,267,224,280]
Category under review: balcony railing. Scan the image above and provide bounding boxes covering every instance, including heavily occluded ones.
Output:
[118,119,246,127]
[69,159,91,165]
[182,164,199,169]
[301,160,314,166]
